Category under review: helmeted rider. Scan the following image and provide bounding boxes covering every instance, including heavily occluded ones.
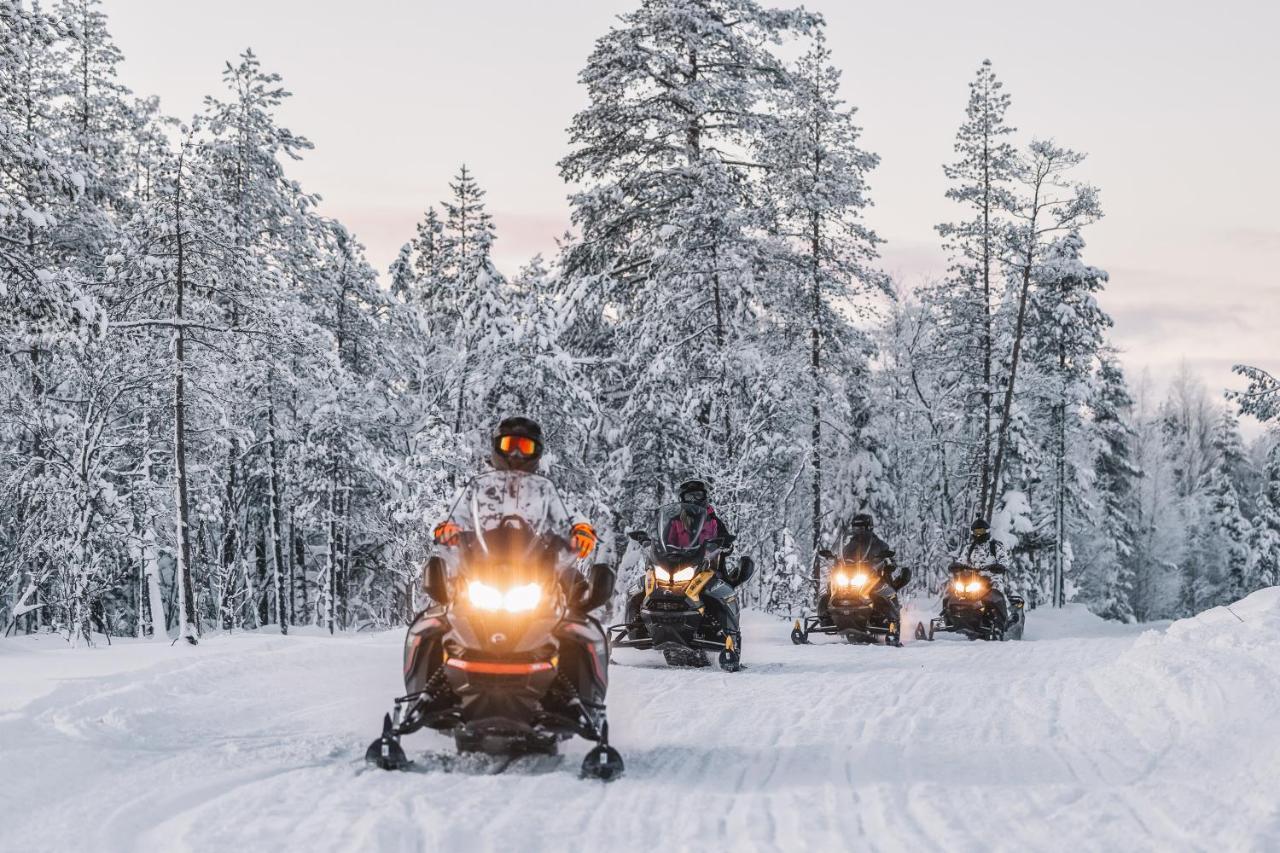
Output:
[663,479,732,550]
[819,512,909,624]
[958,517,1012,626]
[625,478,733,639]
[402,417,607,713]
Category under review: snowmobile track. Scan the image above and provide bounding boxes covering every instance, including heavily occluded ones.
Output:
[1,596,1278,852]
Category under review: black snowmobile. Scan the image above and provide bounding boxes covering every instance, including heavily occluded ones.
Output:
[366,473,623,780]
[791,549,910,646]
[917,562,1025,642]
[608,502,754,671]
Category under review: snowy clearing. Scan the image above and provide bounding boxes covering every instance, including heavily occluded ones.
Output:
[2,591,1278,853]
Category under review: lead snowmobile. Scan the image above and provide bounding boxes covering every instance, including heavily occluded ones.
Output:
[791,549,910,646]
[365,471,623,780]
[917,562,1025,641]
[608,502,755,671]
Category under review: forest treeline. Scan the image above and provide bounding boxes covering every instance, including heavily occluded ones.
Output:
[2,0,1277,643]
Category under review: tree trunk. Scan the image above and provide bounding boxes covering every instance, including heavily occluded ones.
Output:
[326,466,338,634]
[267,398,288,634]
[809,211,822,555]
[172,151,199,645]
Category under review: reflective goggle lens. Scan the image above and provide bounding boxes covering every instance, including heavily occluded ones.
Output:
[498,435,538,456]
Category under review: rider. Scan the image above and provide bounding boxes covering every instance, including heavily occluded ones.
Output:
[959,517,1012,626]
[625,478,733,638]
[403,417,607,715]
[820,512,909,623]
[664,479,732,551]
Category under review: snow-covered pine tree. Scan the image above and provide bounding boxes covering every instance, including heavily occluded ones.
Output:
[988,140,1102,524]
[1025,232,1111,605]
[1201,408,1252,604]
[932,59,1018,515]
[1080,351,1139,621]
[1248,439,1280,589]
[200,49,316,633]
[762,29,885,562]
[559,0,817,565]
[1230,365,1279,423]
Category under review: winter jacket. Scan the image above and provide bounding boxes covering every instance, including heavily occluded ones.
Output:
[962,536,1009,570]
[665,505,731,549]
[841,531,895,571]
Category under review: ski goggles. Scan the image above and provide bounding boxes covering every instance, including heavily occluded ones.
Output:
[496,435,539,456]
[681,489,707,503]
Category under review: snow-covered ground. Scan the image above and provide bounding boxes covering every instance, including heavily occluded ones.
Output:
[3,591,1278,853]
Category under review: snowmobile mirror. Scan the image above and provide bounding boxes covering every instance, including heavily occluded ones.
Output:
[577,562,616,612]
[728,555,755,588]
[424,556,450,604]
[818,549,836,560]
[627,530,650,545]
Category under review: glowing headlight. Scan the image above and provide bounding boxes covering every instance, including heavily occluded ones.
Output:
[835,573,851,588]
[965,580,984,593]
[654,567,671,583]
[469,581,503,610]
[503,582,542,612]
[851,573,869,588]
[954,579,966,593]
[672,566,696,583]
[467,581,542,613]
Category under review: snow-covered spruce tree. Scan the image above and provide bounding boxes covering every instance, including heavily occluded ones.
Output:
[441,165,502,441]
[761,29,885,561]
[1248,439,1280,589]
[1230,365,1279,424]
[1200,408,1252,605]
[932,59,1018,515]
[558,0,818,576]
[1079,351,1139,621]
[987,140,1101,526]
[1024,232,1111,606]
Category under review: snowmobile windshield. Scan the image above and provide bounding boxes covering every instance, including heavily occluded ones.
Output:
[446,471,575,581]
[651,502,712,564]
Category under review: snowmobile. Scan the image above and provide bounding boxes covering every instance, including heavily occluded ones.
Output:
[916,562,1025,642]
[366,473,623,780]
[608,502,755,671]
[791,549,910,646]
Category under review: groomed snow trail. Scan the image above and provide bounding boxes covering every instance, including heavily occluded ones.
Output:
[2,591,1278,853]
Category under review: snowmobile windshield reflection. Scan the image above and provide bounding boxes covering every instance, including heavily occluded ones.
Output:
[654,501,714,558]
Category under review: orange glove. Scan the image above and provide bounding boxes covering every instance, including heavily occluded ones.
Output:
[571,522,597,559]
[433,521,461,546]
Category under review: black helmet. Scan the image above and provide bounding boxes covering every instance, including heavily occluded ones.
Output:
[492,416,543,473]
[971,517,990,542]
[677,478,709,506]
[850,512,874,530]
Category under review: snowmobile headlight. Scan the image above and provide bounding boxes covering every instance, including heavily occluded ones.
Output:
[672,566,696,583]
[835,572,851,588]
[954,579,966,593]
[965,580,984,594]
[468,580,504,610]
[467,580,542,613]
[654,567,672,583]
[503,582,542,613]
[850,573,869,588]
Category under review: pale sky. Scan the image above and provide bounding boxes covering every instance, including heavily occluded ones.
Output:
[105,0,1278,434]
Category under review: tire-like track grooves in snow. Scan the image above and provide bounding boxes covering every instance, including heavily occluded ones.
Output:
[2,595,1278,852]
